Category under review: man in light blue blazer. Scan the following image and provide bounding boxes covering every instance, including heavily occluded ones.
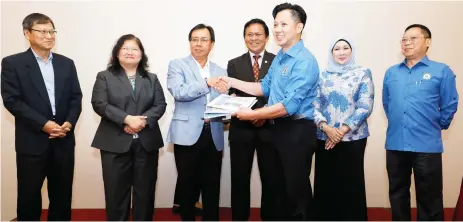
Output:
[167,24,228,221]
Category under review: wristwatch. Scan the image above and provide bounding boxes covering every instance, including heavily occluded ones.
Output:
[205,77,210,88]
[319,123,325,131]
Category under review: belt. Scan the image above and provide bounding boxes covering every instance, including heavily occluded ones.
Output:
[268,114,306,124]
[203,122,211,130]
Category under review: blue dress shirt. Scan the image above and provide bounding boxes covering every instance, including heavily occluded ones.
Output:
[382,56,459,153]
[260,40,319,120]
[31,49,55,115]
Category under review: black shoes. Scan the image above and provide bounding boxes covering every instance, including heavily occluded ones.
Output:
[172,203,203,216]
[172,204,181,214]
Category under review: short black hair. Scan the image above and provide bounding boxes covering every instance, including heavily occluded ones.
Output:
[188,24,215,42]
[243,18,269,38]
[272,3,307,30]
[107,34,149,77]
[405,24,432,38]
[22,13,55,32]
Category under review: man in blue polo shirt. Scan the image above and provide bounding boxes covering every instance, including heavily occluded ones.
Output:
[220,3,319,220]
[383,24,459,221]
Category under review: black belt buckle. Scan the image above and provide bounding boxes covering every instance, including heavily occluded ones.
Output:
[291,114,306,120]
[269,114,305,125]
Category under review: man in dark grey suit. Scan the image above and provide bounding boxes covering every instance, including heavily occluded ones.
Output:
[226,18,278,221]
[91,34,166,221]
[1,13,82,221]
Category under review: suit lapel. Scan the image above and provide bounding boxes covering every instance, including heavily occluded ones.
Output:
[186,56,203,81]
[242,53,255,82]
[24,49,52,108]
[53,55,65,106]
[209,62,217,78]
[134,74,143,102]
[209,63,217,99]
[116,70,136,101]
[259,51,272,80]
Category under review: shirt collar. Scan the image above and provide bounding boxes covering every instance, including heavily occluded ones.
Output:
[400,55,430,67]
[249,50,265,60]
[31,47,53,62]
[277,39,304,60]
[193,56,210,70]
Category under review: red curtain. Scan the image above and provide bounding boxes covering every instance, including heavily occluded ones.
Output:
[454,177,463,221]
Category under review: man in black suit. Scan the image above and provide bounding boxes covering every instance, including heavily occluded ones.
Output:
[226,18,278,221]
[1,13,82,221]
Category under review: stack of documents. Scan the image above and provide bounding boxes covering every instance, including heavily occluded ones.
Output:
[204,94,257,119]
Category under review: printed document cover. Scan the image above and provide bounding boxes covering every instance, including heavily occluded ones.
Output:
[204,94,257,119]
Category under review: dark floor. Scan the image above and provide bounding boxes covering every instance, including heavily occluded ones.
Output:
[11,207,456,221]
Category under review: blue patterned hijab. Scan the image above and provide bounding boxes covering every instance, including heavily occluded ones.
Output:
[326,37,358,73]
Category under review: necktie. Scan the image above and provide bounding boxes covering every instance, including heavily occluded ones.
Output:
[253,55,260,82]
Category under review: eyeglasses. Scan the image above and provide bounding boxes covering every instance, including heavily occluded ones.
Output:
[30,29,57,36]
[190,38,210,44]
[246,33,264,38]
[121,47,140,52]
[401,36,428,44]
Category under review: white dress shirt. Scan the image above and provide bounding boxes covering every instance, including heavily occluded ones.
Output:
[194,58,211,102]
[249,51,265,69]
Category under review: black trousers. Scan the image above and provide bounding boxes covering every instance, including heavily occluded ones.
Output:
[267,118,317,221]
[313,139,368,221]
[386,150,444,221]
[229,127,278,221]
[174,124,223,221]
[16,139,74,221]
[173,179,201,206]
[100,139,159,221]
[453,177,463,221]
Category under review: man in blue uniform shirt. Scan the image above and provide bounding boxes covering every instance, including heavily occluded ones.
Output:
[220,3,319,220]
[383,24,459,221]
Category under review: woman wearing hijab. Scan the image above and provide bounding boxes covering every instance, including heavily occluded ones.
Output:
[313,38,374,221]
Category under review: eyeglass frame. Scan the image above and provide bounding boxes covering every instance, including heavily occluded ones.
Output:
[120,47,140,53]
[189,37,211,44]
[245,32,265,38]
[401,36,429,44]
[30,28,57,36]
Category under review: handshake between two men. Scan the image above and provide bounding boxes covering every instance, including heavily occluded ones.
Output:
[206,76,231,94]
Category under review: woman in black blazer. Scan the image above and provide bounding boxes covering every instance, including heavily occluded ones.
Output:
[91,34,166,221]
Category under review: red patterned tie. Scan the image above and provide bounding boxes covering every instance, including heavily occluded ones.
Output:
[253,55,260,82]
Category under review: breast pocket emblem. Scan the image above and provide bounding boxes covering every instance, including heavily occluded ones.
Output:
[423,72,431,80]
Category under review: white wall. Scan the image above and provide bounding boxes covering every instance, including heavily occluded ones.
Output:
[2,0,463,220]
[0,0,3,219]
